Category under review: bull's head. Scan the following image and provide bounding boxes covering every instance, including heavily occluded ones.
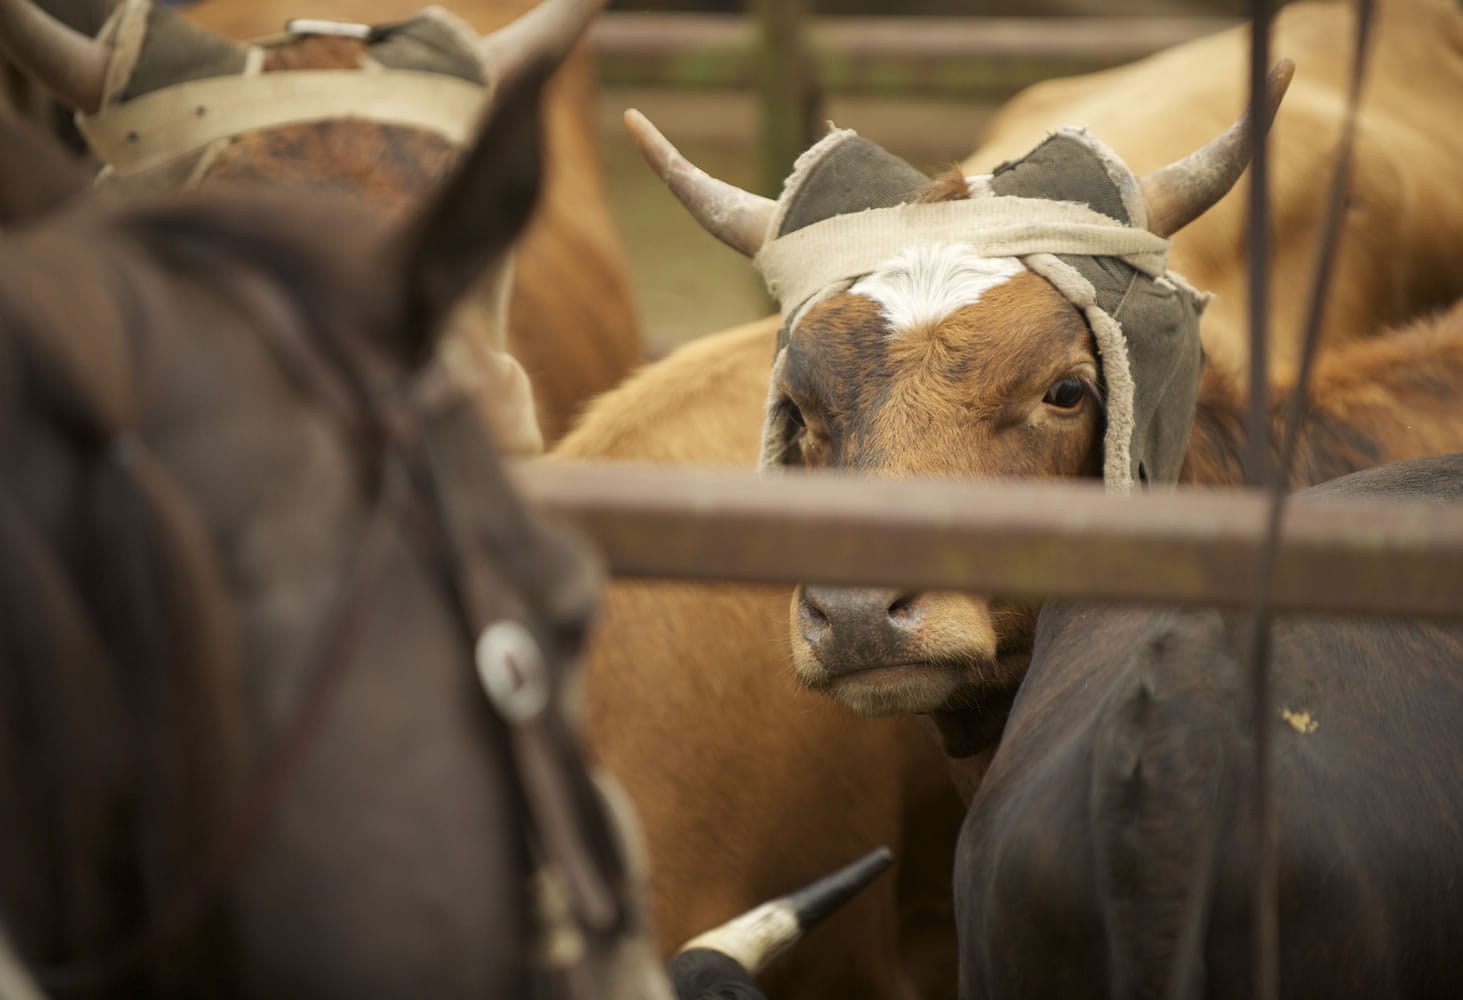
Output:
[0,0,611,457]
[628,62,1292,720]
[0,0,603,114]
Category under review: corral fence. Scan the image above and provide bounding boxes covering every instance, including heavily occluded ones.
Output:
[516,461,1463,621]
[589,9,1242,191]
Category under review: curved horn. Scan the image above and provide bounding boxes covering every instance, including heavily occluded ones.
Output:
[478,0,605,93]
[672,847,893,980]
[624,108,776,257]
[0,0,109,113]
[1140,59,1295,238]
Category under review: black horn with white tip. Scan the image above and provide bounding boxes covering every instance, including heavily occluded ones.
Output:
[668,847,895,999]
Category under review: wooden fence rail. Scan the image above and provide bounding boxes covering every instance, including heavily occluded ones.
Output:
[589,14,1242,98]
[515,461,1463,619]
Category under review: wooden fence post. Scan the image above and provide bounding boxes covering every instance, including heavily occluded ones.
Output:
[751,0,822,197]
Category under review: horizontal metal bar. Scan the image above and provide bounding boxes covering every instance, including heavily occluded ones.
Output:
[589,14,1241,96]
[514,461,1463,620]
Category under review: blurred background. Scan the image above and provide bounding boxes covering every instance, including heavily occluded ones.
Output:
[593,0,1248,353]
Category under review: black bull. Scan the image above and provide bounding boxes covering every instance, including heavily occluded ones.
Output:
[956,454,1463,1000]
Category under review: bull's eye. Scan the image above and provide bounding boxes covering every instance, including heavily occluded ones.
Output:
[781,399,809,464]
[1043,378,1086,410]
[786,400,807,435]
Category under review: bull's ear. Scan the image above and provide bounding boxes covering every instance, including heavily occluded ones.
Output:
[386,58,550,368]
[0,114,95,226]
[759,353,805,470]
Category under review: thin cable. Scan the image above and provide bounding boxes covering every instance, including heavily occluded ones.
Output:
[1244,0,1275,491]
[1243,3,1375,999]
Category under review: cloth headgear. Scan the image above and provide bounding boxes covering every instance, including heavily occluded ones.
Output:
[754,127,1208,491]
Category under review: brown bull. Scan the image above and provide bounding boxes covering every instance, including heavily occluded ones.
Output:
[556,320,966,1000]
[778,175,1463,728]
[625,0,1463,725]
[0,0,638,447]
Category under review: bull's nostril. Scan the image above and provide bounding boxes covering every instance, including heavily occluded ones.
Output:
[803,600,829,629]
[798,594,831,644]
[887,593,921,623]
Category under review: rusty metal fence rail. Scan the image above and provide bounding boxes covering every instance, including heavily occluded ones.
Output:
[515,461,1463,620]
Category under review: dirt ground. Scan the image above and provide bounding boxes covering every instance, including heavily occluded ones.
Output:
[597,85,1001,354]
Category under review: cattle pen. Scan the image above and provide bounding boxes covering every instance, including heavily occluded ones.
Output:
[4,0,1461,998]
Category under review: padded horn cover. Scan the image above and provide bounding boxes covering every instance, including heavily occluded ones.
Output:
[759,130,931,470]
[99,0,249,104]
[366,10,487,85]
[989,129,1205,488]
[771,131,931,242]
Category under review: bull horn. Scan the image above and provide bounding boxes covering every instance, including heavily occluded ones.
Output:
[478,0,605,93]
[624,108,776,257]
[672,847,893,982]
[0,0,109,112]
[1139,59,1295,238]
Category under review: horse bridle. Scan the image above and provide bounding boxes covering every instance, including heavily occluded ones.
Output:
[28,320,627,997]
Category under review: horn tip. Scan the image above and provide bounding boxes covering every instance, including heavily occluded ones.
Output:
[1269,58,1296,96]
[786,846,896,931]
[622,108,676,179]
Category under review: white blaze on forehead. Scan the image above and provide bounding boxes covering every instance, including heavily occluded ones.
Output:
[850,242,1024,338]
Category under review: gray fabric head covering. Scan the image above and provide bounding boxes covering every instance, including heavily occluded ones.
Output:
[81,2,489,196]
[756,127,1207,491]
[767,131,930,354]
[103,2,485,102]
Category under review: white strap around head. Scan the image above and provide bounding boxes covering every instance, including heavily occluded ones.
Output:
[76,69,488,176]
[753,197,1170,317]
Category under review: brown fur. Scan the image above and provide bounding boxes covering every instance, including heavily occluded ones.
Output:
[1184,302,1463,488]
[260,34,365,72]
[555,320,965,1000]
[207,122,459,214]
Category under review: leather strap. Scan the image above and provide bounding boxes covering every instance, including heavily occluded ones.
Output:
[77,69,488,176]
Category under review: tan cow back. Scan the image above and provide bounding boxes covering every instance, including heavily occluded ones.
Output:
[967,0,1463,379]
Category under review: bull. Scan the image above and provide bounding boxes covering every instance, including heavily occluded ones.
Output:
[624,0,1463,726]
[956,453,1463,999]
[0,0,640,448]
